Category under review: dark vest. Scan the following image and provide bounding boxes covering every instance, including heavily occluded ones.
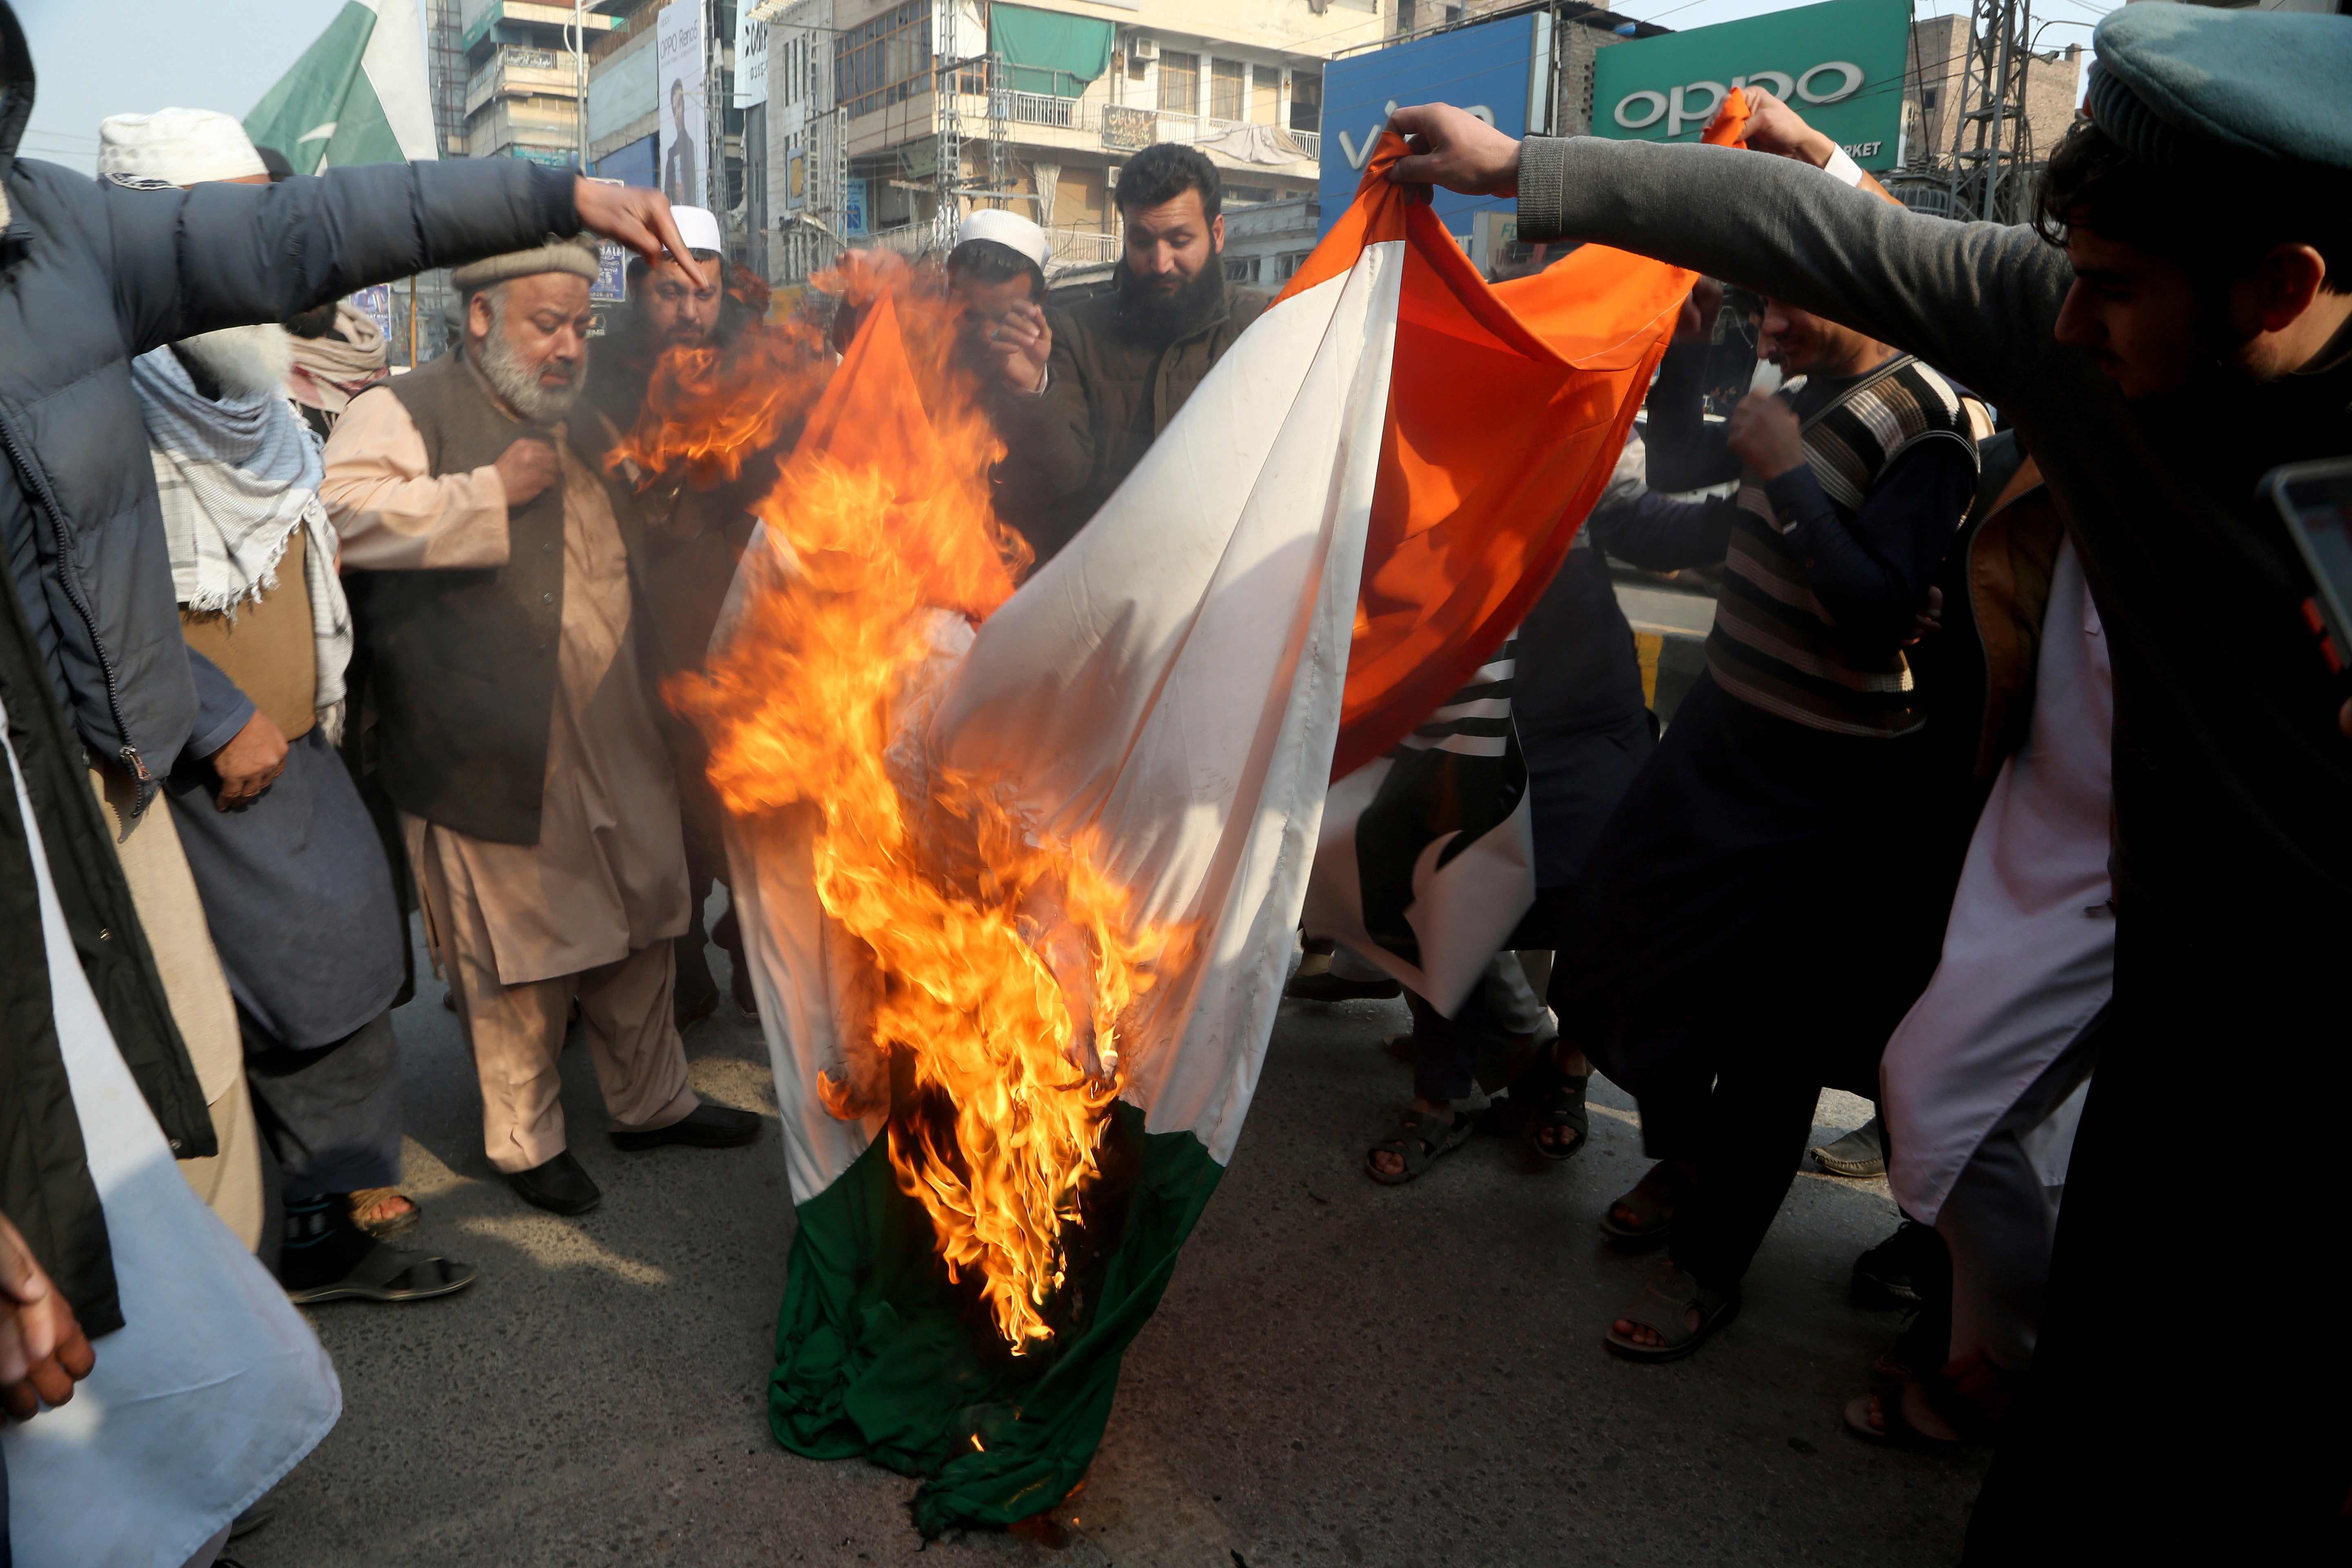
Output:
[350,353,646,845]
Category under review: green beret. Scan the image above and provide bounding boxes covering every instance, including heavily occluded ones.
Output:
[2088,6,2352,175]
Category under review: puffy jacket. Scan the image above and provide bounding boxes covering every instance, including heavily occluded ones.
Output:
[0,75,577,810]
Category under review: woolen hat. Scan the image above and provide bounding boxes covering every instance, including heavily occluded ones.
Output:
[449,235,604,293]
[97,108,267,188]
[2087,6,2352,175]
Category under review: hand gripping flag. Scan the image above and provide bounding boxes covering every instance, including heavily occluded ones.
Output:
[721,104,1746,1535]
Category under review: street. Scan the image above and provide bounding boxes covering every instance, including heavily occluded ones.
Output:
[247,932,1985,1568]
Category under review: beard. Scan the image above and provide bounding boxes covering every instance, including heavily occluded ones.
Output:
[1114,259,1225,348]
[176,323,296,399]
[477,323,583,423]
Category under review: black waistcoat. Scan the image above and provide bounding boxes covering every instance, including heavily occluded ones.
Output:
[349,353,645,846]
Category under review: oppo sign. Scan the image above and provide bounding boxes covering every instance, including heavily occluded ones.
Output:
[1612,61,1866,139]
[1590,0,1909,170]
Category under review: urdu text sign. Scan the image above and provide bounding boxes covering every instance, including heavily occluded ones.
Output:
[1590,0,1910,171]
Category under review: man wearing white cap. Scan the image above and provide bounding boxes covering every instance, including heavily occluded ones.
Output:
[323,237,761,1217]
[945,209,1062,560]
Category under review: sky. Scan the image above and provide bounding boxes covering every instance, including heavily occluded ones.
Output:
[8,0,2116,176]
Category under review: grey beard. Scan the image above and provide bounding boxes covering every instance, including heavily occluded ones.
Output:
[477,326,583,423]
[177,323,295,398]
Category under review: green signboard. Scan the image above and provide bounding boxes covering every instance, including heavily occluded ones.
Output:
[1590,0,1911,170]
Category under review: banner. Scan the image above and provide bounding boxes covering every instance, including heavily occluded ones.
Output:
[657,0,708,207]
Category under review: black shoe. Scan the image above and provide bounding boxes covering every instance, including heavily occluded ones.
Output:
[1284,969,1403,1003]
[1853,1219,1935,1308]
[610,1102,762,1152]
[508,1150,602,1215]
[1811,1116,1887,1178]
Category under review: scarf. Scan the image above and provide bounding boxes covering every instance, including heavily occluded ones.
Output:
[130,343,354,741]
[287,303,390,425]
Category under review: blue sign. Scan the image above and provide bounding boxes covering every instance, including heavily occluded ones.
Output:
[843,177,869,238]
[592,241,628,303]
[348,284,394,343]
[1318,14,1545,241]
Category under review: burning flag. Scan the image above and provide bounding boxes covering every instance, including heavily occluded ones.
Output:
[666,111,1741,1535]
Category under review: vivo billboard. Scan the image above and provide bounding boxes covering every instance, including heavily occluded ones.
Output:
[1318,13,1552,241]
[1591,0,1911,170]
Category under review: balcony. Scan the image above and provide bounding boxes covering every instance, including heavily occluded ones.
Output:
[991,89,1078,131]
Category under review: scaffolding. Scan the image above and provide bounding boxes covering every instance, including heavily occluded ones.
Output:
[1947,0,2036,223]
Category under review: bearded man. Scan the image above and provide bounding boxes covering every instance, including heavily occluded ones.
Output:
[322,240,759,1217]
[997,143,1263,564]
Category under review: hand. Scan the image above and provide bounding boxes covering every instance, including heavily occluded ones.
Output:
[572,178,713,292]
[493,435,561,510]
[210,709,288,811]
[0,1209,93,1422]
[1386,103,1521,197]
[1726,390,1806,481]
[984,301,1051,396]
[1903,585,1945,646]
[1721,88,1835,168]
[1675,278,1724,346]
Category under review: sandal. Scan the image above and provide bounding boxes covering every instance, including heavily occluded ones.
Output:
[1527,1063,1590,1164]
[1364,1107,1473,1186]
[1599,1159,1693,1245]
[348,1187,421,1239]
[287,1240,479,1305]
[1603,1265,1740,1363]
[1846,1352,2017,1446]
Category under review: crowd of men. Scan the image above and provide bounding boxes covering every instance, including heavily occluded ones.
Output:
[0,0,2345,1561]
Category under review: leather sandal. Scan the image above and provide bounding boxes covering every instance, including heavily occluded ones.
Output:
[1603,1265,1739,1363]
[286,1240,478,1305]
[1600,1159,1693,1245]
[1364,1107,1473,1185]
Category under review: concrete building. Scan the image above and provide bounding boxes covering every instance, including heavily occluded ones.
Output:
[1904,13,2082,176]
[746,0,1395,290]
[455,0,626,164]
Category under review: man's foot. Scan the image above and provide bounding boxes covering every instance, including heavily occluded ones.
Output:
[1365,1099,1472,1184]
[509,1150,602,1215]
[1852,1218,1937,1307]
[1604,1264,1739,1361]
[610,1102,762,1151]
[1599,1159,1694,1245]
[348,1187,420,1239]
[1810,1116,1887,1178]
[281,1193,477,1303]
[1285,969,1402,1004]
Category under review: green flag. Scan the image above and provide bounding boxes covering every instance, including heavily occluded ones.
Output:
[246,0,438,174]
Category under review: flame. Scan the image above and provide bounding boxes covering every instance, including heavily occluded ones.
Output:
[632,253,1180,1351]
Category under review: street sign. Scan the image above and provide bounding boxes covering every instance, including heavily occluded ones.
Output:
[1318,13,1549,241]
[1590,0,1911,170]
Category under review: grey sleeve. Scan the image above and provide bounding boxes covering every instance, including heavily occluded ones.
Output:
[104,159,580,357]
[1515,137,2071,405]
[182,648,255,762]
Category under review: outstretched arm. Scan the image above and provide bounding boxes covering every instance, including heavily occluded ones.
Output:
[1385,102,2075,408]
[102,163,708,357]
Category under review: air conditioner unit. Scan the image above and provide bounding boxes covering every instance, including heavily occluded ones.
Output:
[1129,36,1158,61]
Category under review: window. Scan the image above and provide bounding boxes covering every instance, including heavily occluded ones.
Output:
[1274,250,1311,280]
[1210,58,1245,122]
[1224,255,1257,284]
[1920,86,1941,111]
[1290,70,1321,133]
[1157,51,1198,114]
[836,2,931,120]
[1226,184,1274,205]
[1251,65,1278,125]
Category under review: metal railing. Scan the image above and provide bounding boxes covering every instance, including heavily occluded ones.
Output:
[1045,229,1120,266]
[991,89,1076,130]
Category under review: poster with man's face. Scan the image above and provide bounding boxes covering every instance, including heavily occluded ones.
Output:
[657,1,707,209]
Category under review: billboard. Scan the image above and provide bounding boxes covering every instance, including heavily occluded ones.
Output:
[657,0,708,208]
[1591,0,1911,170]
[1317,12,1551,241]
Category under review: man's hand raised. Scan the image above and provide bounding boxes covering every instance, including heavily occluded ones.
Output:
[1385,104,1522,197]
[984,301,1052,396]
[572,178,714,291]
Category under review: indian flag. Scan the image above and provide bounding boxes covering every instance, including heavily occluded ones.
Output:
[725,114,1742,1534]
[244,0,440,173]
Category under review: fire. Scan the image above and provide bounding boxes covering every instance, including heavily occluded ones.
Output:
[623,253,1178,1350]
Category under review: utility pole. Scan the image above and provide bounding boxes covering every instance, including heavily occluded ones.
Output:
[1949,0,2034,223]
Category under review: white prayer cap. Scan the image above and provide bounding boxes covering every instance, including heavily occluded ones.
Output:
[955,209,1050,270]
[98,109,268,188]
[670,205,724,256]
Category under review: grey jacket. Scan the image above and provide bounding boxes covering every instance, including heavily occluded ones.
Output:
[0,127,576,811]
[1515,135,2352,931]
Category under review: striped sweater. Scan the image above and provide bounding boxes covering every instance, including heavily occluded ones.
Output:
[1706,356,1982,737]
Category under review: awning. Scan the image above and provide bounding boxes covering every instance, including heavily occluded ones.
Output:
[988,3,1114,99]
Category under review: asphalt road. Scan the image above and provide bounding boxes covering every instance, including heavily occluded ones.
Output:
[243,929,1986,1568]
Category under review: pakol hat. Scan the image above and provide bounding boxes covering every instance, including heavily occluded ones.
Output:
[956,209,1051,270]
[98,108,267,188]
[450,235,604,293]
[2087,6,2352,176]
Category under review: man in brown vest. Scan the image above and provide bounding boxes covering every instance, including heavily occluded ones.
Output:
[322,239,759,1216]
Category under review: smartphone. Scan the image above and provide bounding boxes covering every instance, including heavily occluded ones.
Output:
[2263,457,2352,675]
